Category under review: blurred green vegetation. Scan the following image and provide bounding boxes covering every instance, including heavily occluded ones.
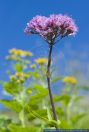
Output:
[0,48,89,132]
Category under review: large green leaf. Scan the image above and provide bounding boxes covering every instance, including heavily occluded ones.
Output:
[3,81,23,95]
[27,107,60,128]
[0,100,22,113]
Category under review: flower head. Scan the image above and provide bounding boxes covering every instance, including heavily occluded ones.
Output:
[10,72,30,83]
[24,14,78,44]
[6,55,21,61]
[63,76,77,85]
[9,48,32,57]
[35,58,48,65]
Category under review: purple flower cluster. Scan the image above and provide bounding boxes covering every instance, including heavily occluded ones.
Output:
[24,14,78,44]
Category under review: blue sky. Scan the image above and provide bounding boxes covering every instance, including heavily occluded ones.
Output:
[0,0,89,83]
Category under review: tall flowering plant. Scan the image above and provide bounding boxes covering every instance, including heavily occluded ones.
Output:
[24,14,78,129]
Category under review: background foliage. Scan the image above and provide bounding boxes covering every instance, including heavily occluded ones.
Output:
[0,49,89,132]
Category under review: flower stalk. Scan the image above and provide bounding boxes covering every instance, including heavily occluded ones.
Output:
[24,14,78,129]
[47,44,58,123]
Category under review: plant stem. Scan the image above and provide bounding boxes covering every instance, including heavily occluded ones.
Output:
[19,109,25,127]
[47,44,58,124]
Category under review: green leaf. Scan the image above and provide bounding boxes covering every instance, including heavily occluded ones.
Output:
[25,101,38,111]
[59,120,73,129]
[54,95,71,106]
[28,109,47,121]
[30,93,48,105]
[28,108,48,122]
[33,84,48,94]
[76,114,89,129]
[56,107,64,117]
[27,107,60,128]
[8,124,38,132]
[3,81,23,95]
[0,100,22,113]
[71,113,86,124]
